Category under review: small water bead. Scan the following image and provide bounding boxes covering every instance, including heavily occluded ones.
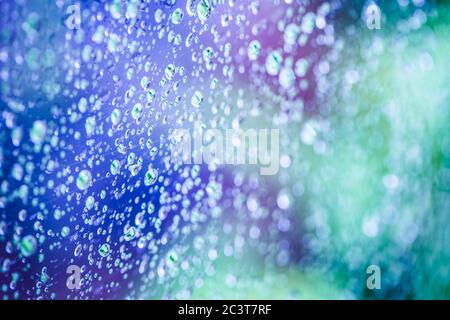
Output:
[150,147,158,157]
[12,164,23,181]
[78,97,88,113]
[74,244,82,257]
[85,116,96,135]
[210,78,218,89]
[76,170,92,191]
[111,160,121,175]
[154,9,164,23]
[284,23,300,46]
[186,0,197,16]
[171,8,184,24]
[144,168,158,186]
[197,0,212,22]
[0,222,6,237]
[131,103,143,120]
[107,33,121,53]
[127,68,135,81]
[140,76,149,89]
[301,12,316,34]
[110,0,122,20]
[124,226,136,241]
[206,181,222,200]
[127,152,136,165]
[168,30,176,43]
[18,209,27,222]
[265,51,283,76]
[203,47,214,63]
[111,108,121,126]
[92,26,105,44]
[247,40,261,61]
[279,67,295,89]
[191,91,203,108]
[61,226,70,237]
[54,209,64,220]
[125,0,139,19]
[174,34,182,46]
[147,202,155,214]
[165,64,176,80]
[126,86,137,101]
[85,196,95,210]
[167,250,179,265]
[147,89,156,103]
[135,212,145,228]
[99,243,111,257]
[20,235,37,257]
[137,237,147,249]
[11,127,23,147]
[30,120,47,145]
[295,59,309,77]
[130,164,142,176]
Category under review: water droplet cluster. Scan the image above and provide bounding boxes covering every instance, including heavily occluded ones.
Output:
[0,0,448,300]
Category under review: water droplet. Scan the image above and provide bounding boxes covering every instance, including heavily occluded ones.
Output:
[284,23,300,45]
[295,58,309,77]
[99,243,111,257]
[30,120,47,145]
[111,160,121,175]
[20,235,37,257]
[165,64,176,80]
[76,170,92,191]
[171,8,184,24]
[191,91,203,108]
[144,168,158,186]
[131,103,143,120]
[155,9,164,23]
[85,116,96,135]
[147,89,156,103]
[86,196,95,210]
[126,0,139,19]
[124,226,136,241]
[110,0,122,20]
[197,0,212,22]
[186,0,197,16]
[61,226,70,237]
[248,40,261,61]
[111,108,121,126]
[203,47,214,63]
[74,244,82,257]
[265,51,283,76]
[279,67,295,89]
